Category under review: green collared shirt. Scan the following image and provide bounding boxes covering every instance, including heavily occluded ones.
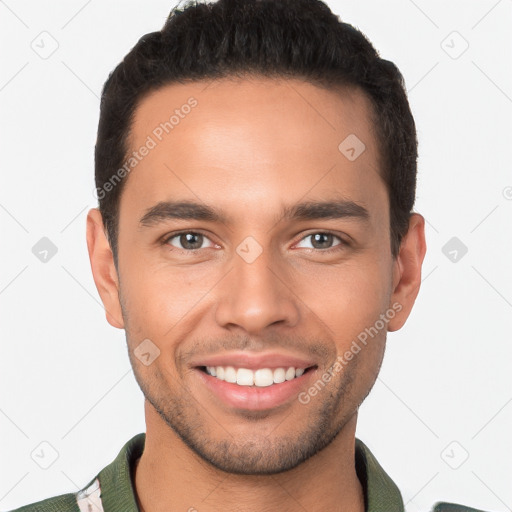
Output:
[10,433,488,512]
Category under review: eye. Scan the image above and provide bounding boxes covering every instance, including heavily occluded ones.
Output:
[164,231,216,251]
[162,231,347,253]
[295,232,345,251]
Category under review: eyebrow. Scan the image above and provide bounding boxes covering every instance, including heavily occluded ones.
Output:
[138,199,370,228]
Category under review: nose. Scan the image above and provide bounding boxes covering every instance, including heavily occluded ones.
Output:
[214,244,300,334]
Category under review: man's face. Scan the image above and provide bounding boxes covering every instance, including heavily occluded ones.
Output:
[111,77,403,474]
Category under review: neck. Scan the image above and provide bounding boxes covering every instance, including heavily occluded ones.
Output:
[134,402,365,512]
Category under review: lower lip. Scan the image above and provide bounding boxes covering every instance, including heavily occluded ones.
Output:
[194,367,316,411]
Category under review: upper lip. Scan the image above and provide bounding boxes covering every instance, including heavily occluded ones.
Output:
[190,351,318,371]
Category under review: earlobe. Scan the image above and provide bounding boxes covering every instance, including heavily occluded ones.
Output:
[86,208,125,329]
[387,213,427,332]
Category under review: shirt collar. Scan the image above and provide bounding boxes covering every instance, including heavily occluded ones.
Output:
[96,433,403,511]
[355,438,404,511]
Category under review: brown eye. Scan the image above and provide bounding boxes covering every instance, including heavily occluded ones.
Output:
[166,232,214,250]
[311,233,334,249]
[296,232,343,250]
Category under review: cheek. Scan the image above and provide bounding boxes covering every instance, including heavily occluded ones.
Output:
[118,253,221,351]
[298,258,391,334]
[120,246,189,309]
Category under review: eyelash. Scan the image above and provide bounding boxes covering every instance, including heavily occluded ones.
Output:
[161,230,349,254]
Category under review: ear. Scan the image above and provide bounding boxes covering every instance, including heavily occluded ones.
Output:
[387,213,426,332]
[86,208,124,329]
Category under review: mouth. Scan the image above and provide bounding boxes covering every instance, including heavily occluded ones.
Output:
[193,364,319,411]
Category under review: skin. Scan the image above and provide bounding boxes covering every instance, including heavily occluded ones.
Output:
[86,76,426,512]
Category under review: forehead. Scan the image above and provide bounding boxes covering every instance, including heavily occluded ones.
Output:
[129,76,378,158]
[121,77,385,223]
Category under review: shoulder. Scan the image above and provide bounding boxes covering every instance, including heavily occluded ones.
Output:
[432,502,495,512]
[7,433,145,512]
[8,492,79,512]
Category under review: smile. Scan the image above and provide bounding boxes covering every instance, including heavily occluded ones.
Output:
[202,365,313,387]
[195,364,318,411]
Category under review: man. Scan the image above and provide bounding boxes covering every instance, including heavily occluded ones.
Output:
[12,0,489,511]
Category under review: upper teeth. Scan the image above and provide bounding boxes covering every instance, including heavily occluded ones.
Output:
[205,366,306,387]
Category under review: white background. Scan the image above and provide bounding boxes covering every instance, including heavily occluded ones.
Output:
[1,0,511,510]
